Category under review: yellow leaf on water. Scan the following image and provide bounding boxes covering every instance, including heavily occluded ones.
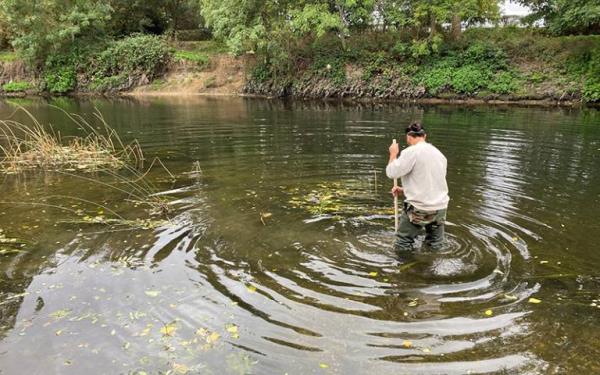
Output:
[206,331,220,344]
[160,321,177,337]
[246,285,257,293]
[195,328,209,337]
[485,309,493,316]
[139,324,153,337]
[422,348,431,353]
[226,323,238,335]
[144,290,160,298]
[528,298,542,304]
[172,363,189,374]
[319,363,329,369]
[402,340,412,348]
[369,271,378,277]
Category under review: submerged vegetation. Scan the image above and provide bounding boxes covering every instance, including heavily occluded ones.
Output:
[0,228,26,255]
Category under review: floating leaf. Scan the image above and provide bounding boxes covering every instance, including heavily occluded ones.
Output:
[485,309,493,316]
[422,348,431,353]
[50,309,71,320]
[172,363,189,374]
[226,323,239,338]
[402,340,412,348]
[528,297,542,304]
[246,285,257,293]
[503,293,518,301]
[319,363,329,369]
[206,331,220,344]
[368,272,378,277]
[144,290,160,298]
[195,328,209,337]
[160,321,177,337]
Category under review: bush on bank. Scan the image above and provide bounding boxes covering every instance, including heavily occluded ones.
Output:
[245,28,600,102]
[40,34,172,94]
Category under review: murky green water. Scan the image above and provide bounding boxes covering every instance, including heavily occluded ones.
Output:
[0,97,599,374]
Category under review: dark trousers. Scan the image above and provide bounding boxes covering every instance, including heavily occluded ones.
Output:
[394,204,447,253]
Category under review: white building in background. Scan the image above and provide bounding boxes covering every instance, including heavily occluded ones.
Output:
[499,1,534,27]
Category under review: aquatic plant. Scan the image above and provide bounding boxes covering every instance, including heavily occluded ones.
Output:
[0,228,26,255]
[0,107,143,174]
[0,108,174,228]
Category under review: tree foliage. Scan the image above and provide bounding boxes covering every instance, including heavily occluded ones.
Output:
[517,0,600,35]
[106,0,204,37]
[0,0,111,64]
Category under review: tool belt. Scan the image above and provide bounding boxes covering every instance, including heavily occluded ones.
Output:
[404,202,439,226]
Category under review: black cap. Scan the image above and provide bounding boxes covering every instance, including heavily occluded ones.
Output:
[405,122,426,137]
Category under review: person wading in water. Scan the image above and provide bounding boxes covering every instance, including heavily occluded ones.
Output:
[386,122,449,254]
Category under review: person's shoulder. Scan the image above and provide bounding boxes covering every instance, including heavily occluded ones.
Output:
[427,143,447,158]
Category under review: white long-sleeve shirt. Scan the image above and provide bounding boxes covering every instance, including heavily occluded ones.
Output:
[386,141,449,211]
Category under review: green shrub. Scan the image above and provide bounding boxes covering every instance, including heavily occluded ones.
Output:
[583,80,600,102]
[488,71,520,94]
[44,67,76,94]
[2,81,32,92]
[451,65,486,93]
[462,43,508,70]
[310,55,346,86]
[250,64,271,83]
[90,35,172,82]
[391,42,411,60]
[362,52,388,81]
[417,66,452,95]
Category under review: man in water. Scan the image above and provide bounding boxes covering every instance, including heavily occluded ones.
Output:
[386,122,449,253]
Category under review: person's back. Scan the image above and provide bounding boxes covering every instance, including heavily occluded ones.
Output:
[386,122,449,253]
[390,141,449,211]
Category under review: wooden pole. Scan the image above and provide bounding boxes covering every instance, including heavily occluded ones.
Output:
[392,139,399,232]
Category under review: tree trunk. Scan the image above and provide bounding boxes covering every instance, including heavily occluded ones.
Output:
[451,13,462,40]
[430,14,437,38]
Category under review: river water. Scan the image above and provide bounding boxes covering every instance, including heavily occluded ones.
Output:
[0,97,599,374]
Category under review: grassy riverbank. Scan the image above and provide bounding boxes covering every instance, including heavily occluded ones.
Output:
[1,29,599,104]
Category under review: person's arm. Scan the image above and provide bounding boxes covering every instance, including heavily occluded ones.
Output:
[386,146,416,179]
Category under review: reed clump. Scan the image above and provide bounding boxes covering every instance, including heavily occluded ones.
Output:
[0,107,143,174]
[0,108,174,225]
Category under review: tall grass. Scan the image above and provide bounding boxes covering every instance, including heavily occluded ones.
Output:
[0,107,143,173]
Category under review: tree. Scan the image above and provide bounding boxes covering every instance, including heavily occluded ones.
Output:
[0,0,112,64]
[106,0,204,37]
[200,0,344,56]
[517,0,600,35]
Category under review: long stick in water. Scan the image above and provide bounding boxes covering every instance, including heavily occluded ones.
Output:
[392,139,399,232]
